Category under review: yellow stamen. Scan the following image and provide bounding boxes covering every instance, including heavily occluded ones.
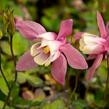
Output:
[43,46,50,54]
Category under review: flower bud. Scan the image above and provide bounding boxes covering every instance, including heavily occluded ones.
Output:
[79,33,106,54]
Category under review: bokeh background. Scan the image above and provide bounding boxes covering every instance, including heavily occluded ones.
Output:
[0,0,109,109]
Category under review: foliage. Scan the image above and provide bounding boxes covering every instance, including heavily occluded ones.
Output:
[0,0,109,109]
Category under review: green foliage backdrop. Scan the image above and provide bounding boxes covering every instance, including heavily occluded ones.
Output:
[0,0,109,109]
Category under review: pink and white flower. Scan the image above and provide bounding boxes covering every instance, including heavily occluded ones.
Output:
[15,18,88,85]
[79,33,106,54]
[75,12,109,80]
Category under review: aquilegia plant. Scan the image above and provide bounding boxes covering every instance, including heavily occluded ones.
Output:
[75,12,109,80]
[15,17,88,85]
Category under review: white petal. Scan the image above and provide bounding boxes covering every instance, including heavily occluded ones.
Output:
[37,32,57,40]
[79,33,106,54]
[82,33,105,45]
[30,43,41,56]
[41,40,62,54]
[44,51,61,66]
[33,52,49,65]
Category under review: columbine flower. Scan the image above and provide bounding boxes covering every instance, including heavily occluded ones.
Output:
[75,12,109,80]
[79,33,106,54]
[15,18,88,85]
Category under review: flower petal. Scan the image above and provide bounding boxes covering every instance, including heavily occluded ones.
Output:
[40,40,62,56]
[106,22,109,33]
[37,32,57,40]
[81,33,105,45]
[57,19,73,41]
[51,53,67,85]
[16,51,37,71]
[40,40,61,65]
[87,54,97,60]
[97,12,107,38]
[31,43,41,56]
[44,51,61,66]
[33,52,49,65]
[79,33,106,54]
[60,43,88,69]
[74,32,84,40]
[49,51,61,62]
[86,54,103,80]
[15,17,46,40]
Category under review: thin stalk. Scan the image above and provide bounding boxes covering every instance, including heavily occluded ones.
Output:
[104,54,109,100]
[70,74,79,100]
[9,35,17,83]
[2,34,17,109]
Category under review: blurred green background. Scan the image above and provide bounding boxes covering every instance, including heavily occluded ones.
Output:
[0,0,109,109]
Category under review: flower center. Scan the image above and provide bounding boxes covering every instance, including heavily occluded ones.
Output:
[43,46,50,54]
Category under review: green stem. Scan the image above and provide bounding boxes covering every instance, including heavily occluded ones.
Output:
[70,74,79,100]
[104,54,109,100]
[2,34,17,109]
[10,35,17,83]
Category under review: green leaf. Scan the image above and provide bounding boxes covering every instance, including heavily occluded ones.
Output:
[41,17,60,31]
[0,76,9,95]
[17,73,27,84]
[11,84,19,99]
[13,33,29,55]
[1,41,11,55]
[72,99,87,109]
[0,90,6,101]
[42,99,67,109]
[27,75,43,87]
[17,72,43,87]
[0,100,4,109]
[12,97,32,108]
[0,100,13,109]
[2,61,14,82]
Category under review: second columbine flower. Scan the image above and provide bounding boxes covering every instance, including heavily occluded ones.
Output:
[76,12,109,80]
